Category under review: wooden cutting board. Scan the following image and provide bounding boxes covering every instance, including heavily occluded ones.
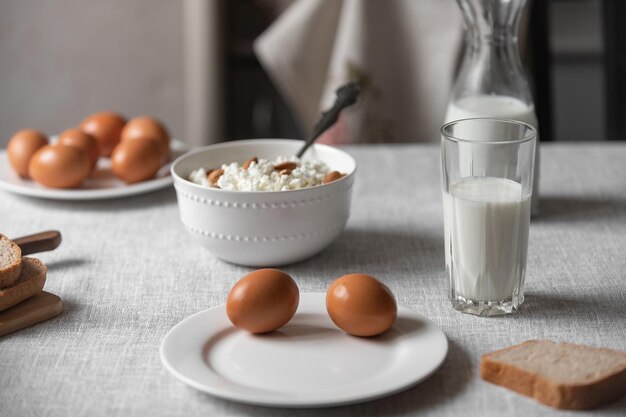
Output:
[0,291,63,337]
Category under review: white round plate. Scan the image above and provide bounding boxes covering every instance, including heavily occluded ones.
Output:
[0,139,189,200]
[160,293,448,408]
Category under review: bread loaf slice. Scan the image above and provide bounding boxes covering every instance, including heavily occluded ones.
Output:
[0,257,46,312]
[0,234,21,288]
[481,340,626,410]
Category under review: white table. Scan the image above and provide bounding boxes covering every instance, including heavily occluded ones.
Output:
[1,143,625,416]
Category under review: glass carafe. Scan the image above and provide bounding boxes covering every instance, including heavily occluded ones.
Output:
[445,0,539,214]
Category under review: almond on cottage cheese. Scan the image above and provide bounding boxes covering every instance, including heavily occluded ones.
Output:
[188,156,340,191]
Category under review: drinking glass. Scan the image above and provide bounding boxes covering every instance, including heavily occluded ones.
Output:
[441,118,536,316]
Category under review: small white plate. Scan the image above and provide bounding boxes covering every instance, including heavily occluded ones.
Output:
[160,293,448,408]
[0,139,189,200]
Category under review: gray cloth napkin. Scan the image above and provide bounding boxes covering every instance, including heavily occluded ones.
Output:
[254,0,463,144]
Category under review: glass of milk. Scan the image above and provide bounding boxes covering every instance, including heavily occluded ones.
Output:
[441,118,536,316]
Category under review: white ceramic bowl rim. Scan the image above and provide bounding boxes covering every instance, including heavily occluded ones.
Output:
[171,139,357,196]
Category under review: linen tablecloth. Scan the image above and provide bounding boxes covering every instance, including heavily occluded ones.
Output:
[1,143,625,416]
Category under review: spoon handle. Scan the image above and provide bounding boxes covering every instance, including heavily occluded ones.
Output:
[13,231,62,256]
[296,81,361,158]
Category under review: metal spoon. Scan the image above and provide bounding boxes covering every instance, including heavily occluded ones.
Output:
[295,81,361,158]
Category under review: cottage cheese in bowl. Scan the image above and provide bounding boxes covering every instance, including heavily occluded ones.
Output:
[171,139,356,266]
[189,156,333,191]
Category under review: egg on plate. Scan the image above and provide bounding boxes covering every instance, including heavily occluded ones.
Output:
[226,269,300,334]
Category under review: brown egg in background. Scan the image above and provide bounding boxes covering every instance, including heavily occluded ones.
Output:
[226,269,300,334]
[29,144,90,189]
[79,111,126,157]
[7,129,49,178]
[58,128,100,171]
[121,116,170,164]
[326,273,397,337]
[110,137,162,184]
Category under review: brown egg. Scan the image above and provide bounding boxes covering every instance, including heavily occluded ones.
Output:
[326,274,397,337]
[110,138,161,184]
[7,129,49,178]
[58,128,100,171]
[29,144,90,188]
[79,111,126,157]
[226,269,299,334]
[120,116,170,163]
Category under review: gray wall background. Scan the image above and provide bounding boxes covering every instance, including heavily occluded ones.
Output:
[549,0,605,141]
[0,0,609,146]
[0,0,184,147]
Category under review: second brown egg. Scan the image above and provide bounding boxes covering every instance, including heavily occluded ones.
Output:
[326,273,397,337]
[121,116,170,163]
[111,138,162,184]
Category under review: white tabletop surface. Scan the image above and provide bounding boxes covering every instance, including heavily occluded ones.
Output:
[1,143,625,416]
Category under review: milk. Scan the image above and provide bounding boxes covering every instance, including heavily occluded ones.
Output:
[445,94,539,214]
[444,177,530,302]
[445,95,537,127]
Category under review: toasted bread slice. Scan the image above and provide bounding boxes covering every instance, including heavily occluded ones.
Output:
[0,257,46,312]
[481,340,626,410]
[0,234,21,288]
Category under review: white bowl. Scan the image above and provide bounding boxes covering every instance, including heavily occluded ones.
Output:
[171,139,356,266]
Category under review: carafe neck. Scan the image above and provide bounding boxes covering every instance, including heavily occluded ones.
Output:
[457,0,526,46]
[451,0,534,104]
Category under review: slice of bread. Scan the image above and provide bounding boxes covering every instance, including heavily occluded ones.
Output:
[0,257,46,312]
[481,340,626,410]
[0,234,22,288]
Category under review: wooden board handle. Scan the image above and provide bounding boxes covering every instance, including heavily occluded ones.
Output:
[13,231,62,255]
